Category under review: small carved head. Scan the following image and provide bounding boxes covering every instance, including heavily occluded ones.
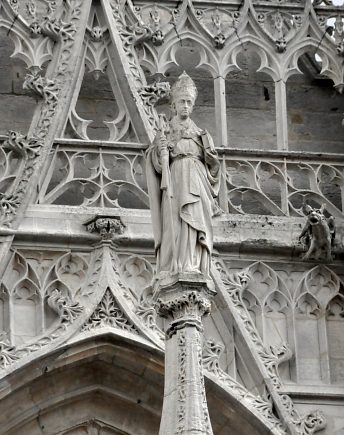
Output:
[276,38,287,53]
[90,26,104,42]
[151,29,164,46]
[30,21,42,38]
[214,33,226,49]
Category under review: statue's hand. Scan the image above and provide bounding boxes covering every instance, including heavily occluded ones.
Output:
[159,138,169,158]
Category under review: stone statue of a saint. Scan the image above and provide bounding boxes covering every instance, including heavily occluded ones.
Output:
[146,72,220,278]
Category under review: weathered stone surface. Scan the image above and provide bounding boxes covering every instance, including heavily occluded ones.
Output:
[0,0,343,433]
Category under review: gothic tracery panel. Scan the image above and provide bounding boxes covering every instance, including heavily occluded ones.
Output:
[38,145,149,208]
[1,249,90,345]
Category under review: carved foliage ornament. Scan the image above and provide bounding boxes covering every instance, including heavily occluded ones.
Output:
[157,291,211,320]
[86,216,125,240]
[30,17,76,41]
[138,81,171,107]
[23,73,59,104]
[175,330,212,434]
[0,131,42,223]
[47,288,83,325]
[82,289,138,334]
[3,131,41,159]
[0,334,19,368]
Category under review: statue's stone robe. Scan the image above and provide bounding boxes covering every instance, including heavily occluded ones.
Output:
[146,117,220,276]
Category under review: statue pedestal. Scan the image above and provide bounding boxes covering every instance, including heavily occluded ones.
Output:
[155,273,215,435]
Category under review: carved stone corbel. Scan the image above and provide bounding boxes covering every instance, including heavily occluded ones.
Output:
[85,215,125,240]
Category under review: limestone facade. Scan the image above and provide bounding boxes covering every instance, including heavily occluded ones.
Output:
[0,0,343,434]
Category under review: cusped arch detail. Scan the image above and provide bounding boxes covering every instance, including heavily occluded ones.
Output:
[245,261,290,304]
[295,265,343,310]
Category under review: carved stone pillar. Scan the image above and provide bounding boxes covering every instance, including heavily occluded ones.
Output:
[155,273,215,435]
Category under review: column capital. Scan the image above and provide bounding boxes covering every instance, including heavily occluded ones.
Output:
[154,273,216,338]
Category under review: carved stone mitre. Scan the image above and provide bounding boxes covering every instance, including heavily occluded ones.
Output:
[171,71,198,103]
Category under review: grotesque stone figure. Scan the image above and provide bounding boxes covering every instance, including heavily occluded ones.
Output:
[146,72,220,278]
[299,204,335,262]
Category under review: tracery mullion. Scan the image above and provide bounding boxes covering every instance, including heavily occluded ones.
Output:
[286,309,297,382]
[8,292,15,345]
[57,54,88,140]
[291,304,301,382]
[214,76,228,148]
[275,79,288,151]
[318,313,331,384]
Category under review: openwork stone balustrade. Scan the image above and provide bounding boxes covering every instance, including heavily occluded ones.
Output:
[2,139,339,218]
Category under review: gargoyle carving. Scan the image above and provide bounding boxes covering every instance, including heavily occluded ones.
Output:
[299,204,335,262]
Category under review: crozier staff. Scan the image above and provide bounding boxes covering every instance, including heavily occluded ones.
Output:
[146,72,220,277]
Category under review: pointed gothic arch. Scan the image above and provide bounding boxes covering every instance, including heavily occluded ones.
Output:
[0,333,279,435]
